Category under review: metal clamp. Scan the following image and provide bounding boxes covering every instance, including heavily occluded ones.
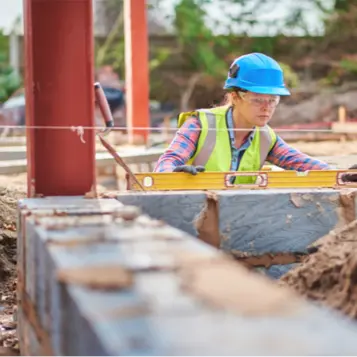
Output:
[224,172,268,189]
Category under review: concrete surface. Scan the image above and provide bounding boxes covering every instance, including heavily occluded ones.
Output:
[116,191,207,237]
[218,189,344,253]
[17,195,357,355]
[117,189,356,277]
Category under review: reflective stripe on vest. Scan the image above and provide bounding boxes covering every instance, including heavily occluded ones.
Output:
[192,111,216,166]
[192,110,274,168]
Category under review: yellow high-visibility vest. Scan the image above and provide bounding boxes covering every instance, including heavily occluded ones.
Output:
[177,106,277,184]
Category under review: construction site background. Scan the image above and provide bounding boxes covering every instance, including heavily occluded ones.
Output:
[2,0,357,129]
[1,0,357,355]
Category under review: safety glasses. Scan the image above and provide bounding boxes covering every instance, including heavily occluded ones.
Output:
[238,92,280,108]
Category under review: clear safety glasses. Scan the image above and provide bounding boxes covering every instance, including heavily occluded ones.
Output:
[238,92,280,108]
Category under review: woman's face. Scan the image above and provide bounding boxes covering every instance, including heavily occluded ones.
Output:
[232,91,280,127]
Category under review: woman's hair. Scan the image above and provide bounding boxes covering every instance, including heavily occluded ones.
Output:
[221,92,232,106]
[220,87,247,106]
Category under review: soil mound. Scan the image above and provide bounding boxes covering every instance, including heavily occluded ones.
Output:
[279,220,357,319]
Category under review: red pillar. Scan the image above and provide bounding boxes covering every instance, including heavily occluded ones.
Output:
[23,0,96,197]
[124,0,150,144]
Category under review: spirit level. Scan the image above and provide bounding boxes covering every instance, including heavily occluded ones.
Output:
[127,170,357,191]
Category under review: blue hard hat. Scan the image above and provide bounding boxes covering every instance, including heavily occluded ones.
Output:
[224,53,291,96]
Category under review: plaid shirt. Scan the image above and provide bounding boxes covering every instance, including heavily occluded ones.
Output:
[154,110,330,173]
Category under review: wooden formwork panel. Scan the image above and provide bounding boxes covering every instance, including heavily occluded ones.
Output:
[17,194,357,355]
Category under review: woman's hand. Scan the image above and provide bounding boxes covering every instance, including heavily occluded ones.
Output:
[173,165,206,175]
[341,164,357,182]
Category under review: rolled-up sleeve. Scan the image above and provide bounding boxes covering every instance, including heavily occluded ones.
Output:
[267,136,330,171]
[153,117,201,172]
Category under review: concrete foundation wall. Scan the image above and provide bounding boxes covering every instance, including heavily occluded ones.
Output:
[116,191,208,237]
[17,195,357,355]
[117,189,357,278]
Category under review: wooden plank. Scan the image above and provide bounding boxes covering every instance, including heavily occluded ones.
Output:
[0,146,28,161]
[332,122,357,133]
[18,197,357,355]
[0,136,27,146]
[0,145,109,161]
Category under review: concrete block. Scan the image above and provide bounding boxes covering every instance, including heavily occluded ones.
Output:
[25,208,216,355]
[18,195,357,355]
[218,189,350,278]
[85,307,357,356]
[259,264,298,279]
[116,191,207,237]
[218,189,345,254]
[33,223,357,355]
[17,197,125,355]
[19,197,124,306]
[18,196,123,211]
[36,222,357,355]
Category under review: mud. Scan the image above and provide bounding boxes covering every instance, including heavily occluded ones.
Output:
[0,186,26,355]
[280,220,357,320]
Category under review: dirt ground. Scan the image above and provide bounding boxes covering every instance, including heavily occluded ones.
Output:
[0,185,26,356]
[292,139,357,157]
[0,139,356,354]
[279,220,357,320]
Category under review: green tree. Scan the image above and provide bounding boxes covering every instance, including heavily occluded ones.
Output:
[162,0,231,111]
[0,30,22,103]
[95,0,171,79]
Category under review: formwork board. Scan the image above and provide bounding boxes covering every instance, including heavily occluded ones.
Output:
[18,196,357,355]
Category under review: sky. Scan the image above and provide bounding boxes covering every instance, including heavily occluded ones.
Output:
[0,0,334,36]
[0,0,22,34]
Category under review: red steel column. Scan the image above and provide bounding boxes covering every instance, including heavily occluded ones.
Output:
[124,0,150,143]
[23,0,96,197]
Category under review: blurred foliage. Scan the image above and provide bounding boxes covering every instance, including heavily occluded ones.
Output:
[316,1,357,87]
[95,0,171,79]
[320,57,357,86]
[0,30,22,103]
[173,0,230,76]
[0,65,22,103]
[93,0,357,107]
[279,62,300,88]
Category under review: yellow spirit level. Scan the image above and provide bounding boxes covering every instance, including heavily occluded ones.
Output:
[127,170,357,191]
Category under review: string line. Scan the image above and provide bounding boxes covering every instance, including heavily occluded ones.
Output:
[0,124,354,133]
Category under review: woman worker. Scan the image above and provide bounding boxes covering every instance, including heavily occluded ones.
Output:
[154,52,357,183]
